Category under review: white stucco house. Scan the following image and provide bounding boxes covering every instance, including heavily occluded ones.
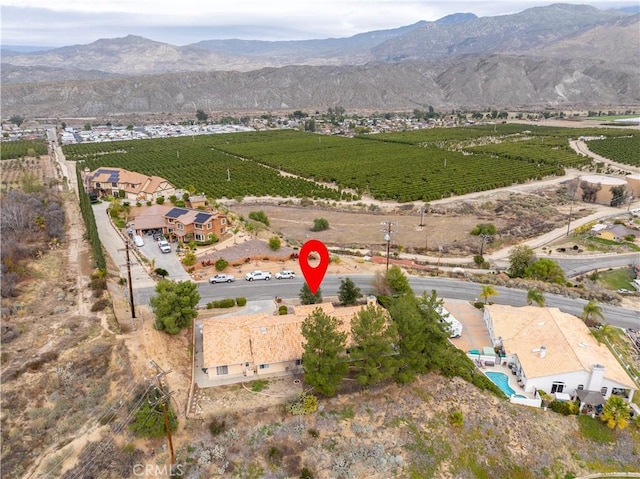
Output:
[483,305,635,407]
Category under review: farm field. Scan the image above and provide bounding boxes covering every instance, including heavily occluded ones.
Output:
[63,124,637,203]
[586,134,640,167]
[0,139,48,160]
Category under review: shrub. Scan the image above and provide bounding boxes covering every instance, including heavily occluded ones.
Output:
[248,210,269,226]
[448,410,464,426]
[279,305,288,315]
[286,393,318,415]
[311,218,329,231]
[269,236,281,250]
[209,417,226,437]
[90,298,111,312]
[154,268,169,278]
[215,258,229,271]
[235,297,247,307]
[210,298,236,308]
[300,467,314,479]
[182,251,197,266]
[549,400,579,416]
[251,379,269,392]
[155,197,165,205]
[267,446,283,466]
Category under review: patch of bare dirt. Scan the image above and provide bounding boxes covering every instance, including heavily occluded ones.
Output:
[229,185,592,258]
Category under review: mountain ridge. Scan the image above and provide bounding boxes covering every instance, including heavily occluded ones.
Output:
[2,4,638,116]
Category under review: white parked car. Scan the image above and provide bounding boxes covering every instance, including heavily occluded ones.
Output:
[133,235,144,247]
[245,270,272,281]
[275,270,296,280]
[209,274,235,284]
[158,239,171,253]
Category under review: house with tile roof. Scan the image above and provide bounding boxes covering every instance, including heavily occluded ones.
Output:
[128,204,227,242]
[163,207,227,242]
[84,167,175,202]
[483,304,635,405]
[201,301,377,384]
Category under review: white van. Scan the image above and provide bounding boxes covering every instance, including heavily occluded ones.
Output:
[133,235,145,247]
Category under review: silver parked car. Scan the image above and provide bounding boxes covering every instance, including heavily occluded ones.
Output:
[275,270,296,279]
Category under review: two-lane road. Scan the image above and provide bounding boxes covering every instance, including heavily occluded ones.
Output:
[135,274,639,329]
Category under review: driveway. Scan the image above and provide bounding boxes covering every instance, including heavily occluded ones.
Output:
[136,233,191,281]
[443,299,492,353]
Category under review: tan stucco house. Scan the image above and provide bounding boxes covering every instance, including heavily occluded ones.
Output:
[483,305,635,406]
[201,301,377,384]
[84,167,175,202]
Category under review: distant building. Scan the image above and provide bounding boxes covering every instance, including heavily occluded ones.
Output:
[484,305,635,405]
[592,224,640,242]
[84,167,175,203]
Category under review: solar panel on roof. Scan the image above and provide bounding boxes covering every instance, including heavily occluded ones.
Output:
[194,212,212,224]
[166,208,188,219]
[95,168,120,182]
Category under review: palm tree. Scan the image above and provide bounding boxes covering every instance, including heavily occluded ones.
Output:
[600,396,631,430]
[581,300,604,327]
[526,288,545,307]
[479,285,498,305]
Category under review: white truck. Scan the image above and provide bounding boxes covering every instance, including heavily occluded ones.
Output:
[245,270,272,281]
[209,274,235,284]
[158,239,171,253]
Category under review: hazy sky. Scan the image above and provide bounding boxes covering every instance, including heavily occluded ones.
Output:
[1,0,637,47]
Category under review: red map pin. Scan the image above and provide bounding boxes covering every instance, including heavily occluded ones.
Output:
[299,239,329,294]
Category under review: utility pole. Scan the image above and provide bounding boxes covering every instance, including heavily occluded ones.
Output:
[150,360,175,466]
[381,221,397,272]
[125,241,136,318]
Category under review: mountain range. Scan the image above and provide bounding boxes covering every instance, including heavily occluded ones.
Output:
[2,3,638,118]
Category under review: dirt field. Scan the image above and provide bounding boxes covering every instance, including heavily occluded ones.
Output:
[229,181,591,259]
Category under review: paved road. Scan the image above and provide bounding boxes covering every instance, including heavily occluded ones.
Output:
[134,273,639,329]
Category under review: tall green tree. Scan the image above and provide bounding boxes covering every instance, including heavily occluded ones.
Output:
[479,285,498,305]
[581,300,604,327]
[507,245,536,278]
[386,265,413,296]
[338,277,362,305]
[150,280,200,334]
[600,396,631,430]
[525,258,566,284]
[389,295,429,383]
[526,288,545,307]
[349,304,398,386]
[301,308,348,397]
[299,283,323,305]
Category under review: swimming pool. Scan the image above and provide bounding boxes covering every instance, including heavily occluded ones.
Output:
[485,371,515,397]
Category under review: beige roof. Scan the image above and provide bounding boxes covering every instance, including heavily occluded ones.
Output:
[131,204,173,230]
[202,303,374,368]
[487,304,634,388]
[87,168,174,195]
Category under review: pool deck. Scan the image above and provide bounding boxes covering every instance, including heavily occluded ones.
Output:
[482,363,532,398]
[442,299,532,399]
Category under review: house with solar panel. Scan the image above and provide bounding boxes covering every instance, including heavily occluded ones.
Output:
[84,167,175,202]
[163,207,227,243]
